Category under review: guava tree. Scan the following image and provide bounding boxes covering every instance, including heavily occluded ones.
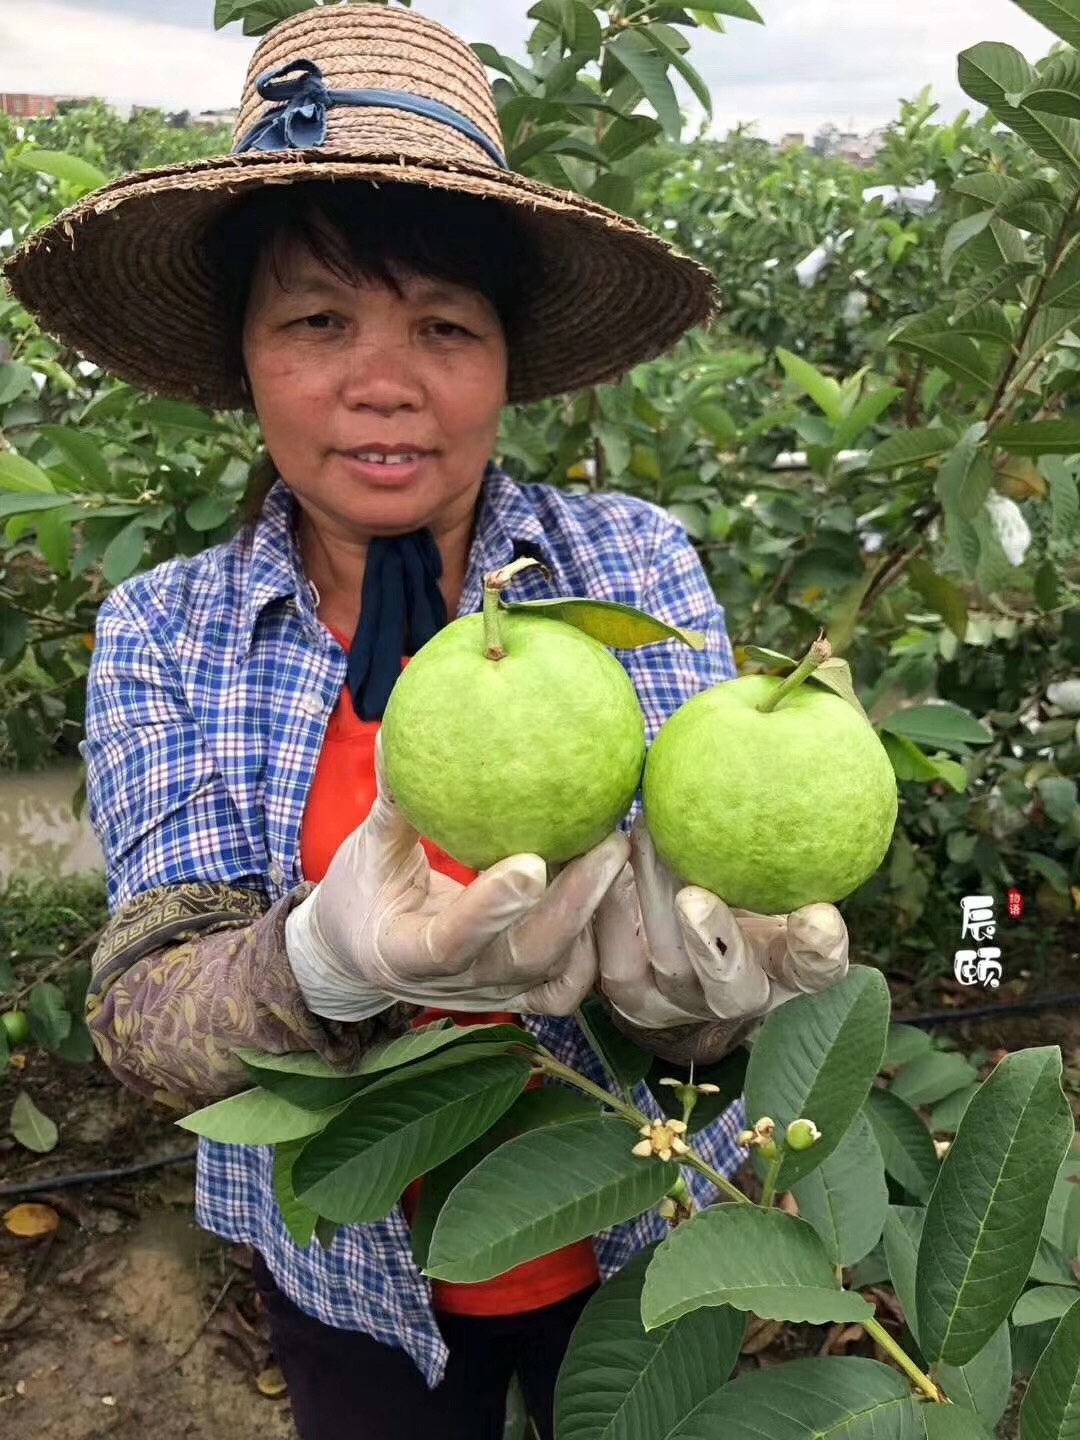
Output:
[180,973,1080,1439]
[2,0,1077,959]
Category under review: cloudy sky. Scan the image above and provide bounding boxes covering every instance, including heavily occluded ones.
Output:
[0,0,1056,140]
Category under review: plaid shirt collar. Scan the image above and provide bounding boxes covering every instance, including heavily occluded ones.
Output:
[236,466,555,663]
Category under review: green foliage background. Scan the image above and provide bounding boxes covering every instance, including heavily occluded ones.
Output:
[0,0,1078,978]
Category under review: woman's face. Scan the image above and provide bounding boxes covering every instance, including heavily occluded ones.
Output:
[242,227,509,539]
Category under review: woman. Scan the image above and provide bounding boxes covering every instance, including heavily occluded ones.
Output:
[4,7,850,1437]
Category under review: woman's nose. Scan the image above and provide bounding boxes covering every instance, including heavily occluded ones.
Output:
[339,338,425,414]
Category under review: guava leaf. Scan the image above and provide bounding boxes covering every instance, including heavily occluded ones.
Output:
[177,1086,349,1145]
[664,1357,922,1440]
[425,1116,671,1282]
[1018,1292,1080,1440]
[790,1109,889,1266]
[500,596,705,651]
[273,1139,319,1248]
[294,1051,532,1224]
[744,966,891,1191]
[640,1205,874,1329]
[916,1047,1074,1366]
[807,656,871,722]
[740,645,797,670]
[553,1245,745,1440]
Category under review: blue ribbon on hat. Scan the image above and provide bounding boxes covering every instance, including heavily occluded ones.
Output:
[234,58,508,169]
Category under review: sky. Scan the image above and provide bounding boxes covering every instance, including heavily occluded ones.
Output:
[0,0,1058,141]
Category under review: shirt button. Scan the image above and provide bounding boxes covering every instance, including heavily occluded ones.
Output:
[299,693,325,717]
[269,861,285,885]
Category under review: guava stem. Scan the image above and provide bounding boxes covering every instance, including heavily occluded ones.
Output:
[536,1050,754,1204]
[863,1318,944,1402]
[483,581,507,660]
[482,557,546,661]
[755,632,832,713]
[759,1151,783,1208]
[532,1051,647,1126]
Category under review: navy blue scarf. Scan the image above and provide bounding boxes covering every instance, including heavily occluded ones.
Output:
[347,530,447,720]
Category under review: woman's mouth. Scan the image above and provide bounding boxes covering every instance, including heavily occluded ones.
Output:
[336,448,432,484]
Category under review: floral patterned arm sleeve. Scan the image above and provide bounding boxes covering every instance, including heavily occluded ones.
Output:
[86,880,414,1107]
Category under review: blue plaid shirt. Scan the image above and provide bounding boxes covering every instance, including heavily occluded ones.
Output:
[82,468,746,1386]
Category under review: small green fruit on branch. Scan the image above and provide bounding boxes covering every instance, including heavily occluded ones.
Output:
[784,1117,822,1151]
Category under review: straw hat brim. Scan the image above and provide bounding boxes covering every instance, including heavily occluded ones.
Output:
[3,147,718,409]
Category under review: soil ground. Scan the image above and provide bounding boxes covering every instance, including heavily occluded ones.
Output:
[1,935,1077,1440]
[1,1059,293,1439]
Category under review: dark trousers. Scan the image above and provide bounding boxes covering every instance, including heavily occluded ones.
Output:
[252,1252,597,1439]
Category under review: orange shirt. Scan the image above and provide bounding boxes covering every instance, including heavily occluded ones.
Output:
[299,624,599,1316]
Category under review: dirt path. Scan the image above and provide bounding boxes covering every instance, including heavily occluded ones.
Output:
[1,1062,294,1439]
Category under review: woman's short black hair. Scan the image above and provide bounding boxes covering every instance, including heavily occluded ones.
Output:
[205,179,533,379]
[208,179,535,524]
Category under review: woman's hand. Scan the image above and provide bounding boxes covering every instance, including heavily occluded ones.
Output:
[285,733,629,1020]
[594,819,849,1059]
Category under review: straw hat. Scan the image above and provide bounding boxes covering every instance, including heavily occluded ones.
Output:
[3,3,717,408]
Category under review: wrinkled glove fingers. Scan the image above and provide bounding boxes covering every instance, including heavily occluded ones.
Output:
[595,863,705,1028]
[377,853,547,979]
[522,927,599,1016]
[500,831,630,983]
[773,903,850,992]
[676,886,772,1018]
[627,818,708,1013]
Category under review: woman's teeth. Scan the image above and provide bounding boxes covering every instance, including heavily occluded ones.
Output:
[351,451,423,465]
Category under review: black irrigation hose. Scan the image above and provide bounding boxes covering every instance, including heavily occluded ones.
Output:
[0,1149,197,1200]
[897,991,1080,1029]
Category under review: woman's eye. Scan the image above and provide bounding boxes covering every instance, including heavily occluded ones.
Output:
[427,319,474,339]
[295,313,338,330]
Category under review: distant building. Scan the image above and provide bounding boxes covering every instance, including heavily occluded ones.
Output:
[0,93,58,118]
[194,107,239,130]
[780,132,805,151]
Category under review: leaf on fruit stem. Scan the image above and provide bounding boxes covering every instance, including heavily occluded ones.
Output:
[501,596,705,651]
[806,657,871,722]
[739,645,796,671]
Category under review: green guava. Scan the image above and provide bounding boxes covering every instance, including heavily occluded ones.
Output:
[1,1010,30,1047]
[644,671,897,914]
[381,611,646,869]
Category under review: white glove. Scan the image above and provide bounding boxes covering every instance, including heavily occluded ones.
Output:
[596,818,849,1034]
[286,733,629,1021]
